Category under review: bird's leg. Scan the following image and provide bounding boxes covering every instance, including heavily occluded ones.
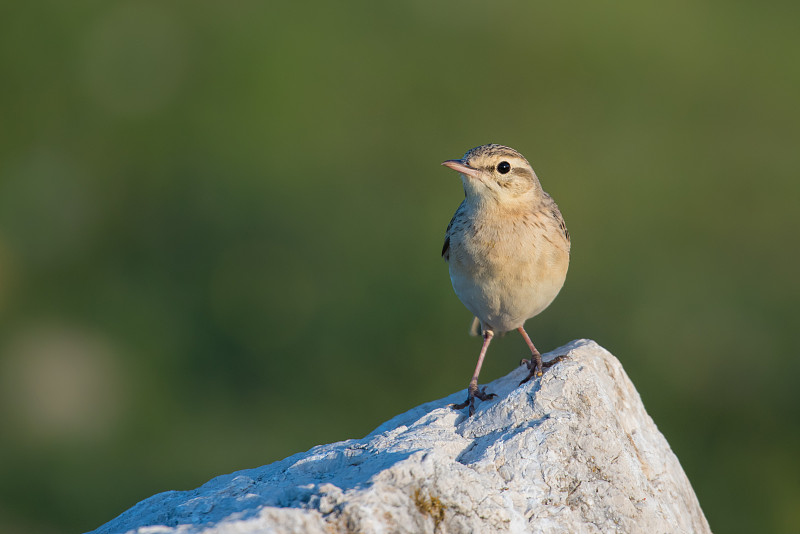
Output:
[517,327,568,384]
[517,326,546,385]
[451,330,497,416]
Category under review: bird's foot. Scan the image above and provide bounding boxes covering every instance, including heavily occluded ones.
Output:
[450,384,496,417]
[518,354,568,386]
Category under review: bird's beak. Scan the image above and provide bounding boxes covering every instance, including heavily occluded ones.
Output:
[442,159,480,178]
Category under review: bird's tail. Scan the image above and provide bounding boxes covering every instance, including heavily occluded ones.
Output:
[469,317,506,338]
[469,316,481,337]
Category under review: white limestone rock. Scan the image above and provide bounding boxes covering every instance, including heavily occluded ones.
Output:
[91,339,711,534]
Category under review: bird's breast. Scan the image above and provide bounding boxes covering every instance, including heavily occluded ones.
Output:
[447,207,569,332]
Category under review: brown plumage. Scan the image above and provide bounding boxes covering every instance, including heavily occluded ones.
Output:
[441,144,570,416]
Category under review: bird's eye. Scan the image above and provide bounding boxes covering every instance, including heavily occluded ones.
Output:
[497,161,511,174]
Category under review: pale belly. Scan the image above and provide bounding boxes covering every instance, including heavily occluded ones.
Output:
[449,239,568,333]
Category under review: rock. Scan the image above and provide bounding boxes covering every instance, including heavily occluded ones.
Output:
[90,339,711,534]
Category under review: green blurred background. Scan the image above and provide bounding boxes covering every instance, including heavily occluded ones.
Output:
[1,1,798,532]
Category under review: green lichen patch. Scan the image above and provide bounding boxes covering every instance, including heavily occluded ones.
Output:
[413,488,446,531]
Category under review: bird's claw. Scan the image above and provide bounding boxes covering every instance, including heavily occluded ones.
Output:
[450,386,496,416]
[475,385,497,401]
[518,354,568,385]
[518,358,543,386]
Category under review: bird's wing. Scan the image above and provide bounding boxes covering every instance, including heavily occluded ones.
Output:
[543,193,570,254]
[442,200,466,262]
[555,208,570,252]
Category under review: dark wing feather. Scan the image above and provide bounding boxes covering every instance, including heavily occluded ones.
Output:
[555,208,570,254]
[442,200,466,262]
[543,193,570,255]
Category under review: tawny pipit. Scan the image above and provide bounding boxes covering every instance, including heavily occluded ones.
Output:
[442,144,570,416]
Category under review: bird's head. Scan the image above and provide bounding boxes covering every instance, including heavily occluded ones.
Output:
[442,144,542,205]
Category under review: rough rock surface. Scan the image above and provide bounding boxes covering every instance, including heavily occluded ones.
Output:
[91,339,711,534]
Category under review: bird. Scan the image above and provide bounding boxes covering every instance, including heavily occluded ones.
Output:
[441,144,570,416]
